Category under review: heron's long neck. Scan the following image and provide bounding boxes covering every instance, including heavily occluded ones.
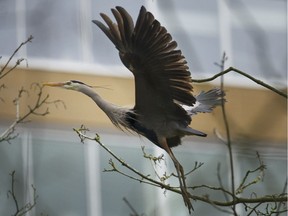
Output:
[78,85,127,127]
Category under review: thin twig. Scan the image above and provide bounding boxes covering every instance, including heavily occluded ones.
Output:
[203,195,234,215]
[184,161,204,176]
[217,163,230,202]
[0,35,33,79]
[104,159,160,188]
[236,152,266,195]
[8,171,20,213]
[275,179,287,216]
[0,84,6,102]
[7,171,38,216]
[74,127,172,190]
[246,202,263,216]
[190,184,234,197]
[123,197,141,216]
[217,53,237,215]
[0,83,65,143]
[141,146,165,165]
[73,127,288,208]
[0,36,63,143]
[141,146,171,182]
[192,66,287,99]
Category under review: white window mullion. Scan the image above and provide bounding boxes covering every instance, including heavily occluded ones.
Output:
[84,140,102,216]
[79,0,93,63]
[15,0,27,58]
[218,0,233,66]
[21,130,35,216]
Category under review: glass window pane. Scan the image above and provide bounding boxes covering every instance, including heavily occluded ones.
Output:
[156,0,220,74]
[0,137,25,215]
[0,127,286,215]
[91,1,146,66]
[26,0,81,61]
[1,0,286,84]
[0,0,17,55]
[230,0,287,84]
[32,138,87,215]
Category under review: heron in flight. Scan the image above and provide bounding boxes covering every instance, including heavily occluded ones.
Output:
[44,6,224,213]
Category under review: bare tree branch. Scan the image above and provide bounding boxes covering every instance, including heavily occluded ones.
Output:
[0,36,65,143]
[123,197,144,216]
[0,35,33,79]
[217,163,230,202]
[0,83,64,143]
[192,66,287,99]
[0,36,60,216]
[216,52,237,215]
[7,171,38,216]
[72,57,287,214]
[73,126,288,210]
[236,152,266,195]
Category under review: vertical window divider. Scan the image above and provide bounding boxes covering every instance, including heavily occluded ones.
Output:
[21,130,35,216]
[15,0,27,58]
[84,139,103,216]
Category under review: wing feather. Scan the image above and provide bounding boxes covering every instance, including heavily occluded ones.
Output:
[111,9,126,47]
[116,6,134,42]
[93,6,196,125]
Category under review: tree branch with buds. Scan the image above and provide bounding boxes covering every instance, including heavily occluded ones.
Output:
[73,53,287,215]
[7,171,38,216]
[0,36,65,143]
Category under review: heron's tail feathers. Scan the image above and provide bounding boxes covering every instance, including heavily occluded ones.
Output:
[185,88,225,115]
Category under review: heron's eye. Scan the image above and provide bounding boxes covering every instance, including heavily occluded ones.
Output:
[66,81,72,85]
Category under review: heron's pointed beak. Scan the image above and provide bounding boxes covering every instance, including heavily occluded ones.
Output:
[42,82,66,87]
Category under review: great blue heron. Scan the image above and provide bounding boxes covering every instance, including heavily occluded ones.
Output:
[44,6,224,213]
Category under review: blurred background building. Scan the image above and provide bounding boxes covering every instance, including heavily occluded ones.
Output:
[0,0,287,215]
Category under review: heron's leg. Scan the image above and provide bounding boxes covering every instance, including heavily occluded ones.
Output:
[158,137,193,214]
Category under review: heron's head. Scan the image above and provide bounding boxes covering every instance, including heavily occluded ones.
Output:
[43,80,91,91]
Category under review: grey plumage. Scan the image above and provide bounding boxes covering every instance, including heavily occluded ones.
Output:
[184,88,225,115]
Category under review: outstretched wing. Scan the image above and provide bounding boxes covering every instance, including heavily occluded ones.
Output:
[93,6,195,123]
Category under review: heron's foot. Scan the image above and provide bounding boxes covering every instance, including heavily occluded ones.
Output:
[174,160,193,214]
[180,184,193,214]
[160,138,193,214]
